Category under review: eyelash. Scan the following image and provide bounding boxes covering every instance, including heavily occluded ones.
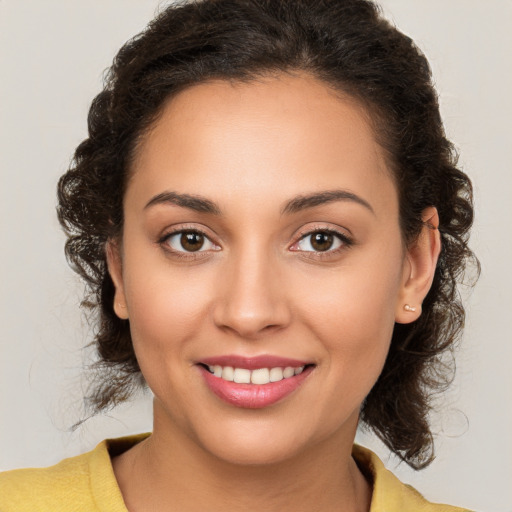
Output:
[158,226,353,260]
[291,227,354,259]
[158,227,219,261]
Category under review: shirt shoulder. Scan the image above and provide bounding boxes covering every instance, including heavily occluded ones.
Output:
[0,450,95,512]
[352,444,474,512]
[0,435,148,512]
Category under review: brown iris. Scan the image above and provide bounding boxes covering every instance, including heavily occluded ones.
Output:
[180,231,205,251]
[310,232,334,251]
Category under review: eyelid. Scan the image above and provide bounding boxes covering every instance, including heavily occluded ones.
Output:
[289,224,354,253]
[158,224,221,257]
[157,223,353,259]
[167,231,218,252]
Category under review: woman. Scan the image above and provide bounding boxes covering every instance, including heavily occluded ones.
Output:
[0,0,478,510]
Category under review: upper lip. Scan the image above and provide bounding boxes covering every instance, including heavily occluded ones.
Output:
[199,354,312,370]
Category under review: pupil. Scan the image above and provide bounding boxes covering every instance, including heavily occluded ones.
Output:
[181,232,204,252]
[311,232,333,251]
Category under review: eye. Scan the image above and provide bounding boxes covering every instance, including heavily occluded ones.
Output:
[293,230,350,253]
[164,230,219,253]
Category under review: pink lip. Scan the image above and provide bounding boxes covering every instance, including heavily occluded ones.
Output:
[198,358,314,409]
[199,354,310,370]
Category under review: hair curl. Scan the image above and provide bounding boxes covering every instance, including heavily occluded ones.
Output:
[57,0,478,469]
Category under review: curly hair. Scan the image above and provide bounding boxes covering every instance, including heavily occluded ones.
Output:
[57,0,477,469]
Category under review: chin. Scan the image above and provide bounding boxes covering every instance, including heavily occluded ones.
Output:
[201,433,305,467]
[190,409,347,468]
[182,411,310,466]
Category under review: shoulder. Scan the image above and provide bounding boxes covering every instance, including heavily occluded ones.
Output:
[0,435,148,512]
[0,449,95,511]
[352,444,473,512]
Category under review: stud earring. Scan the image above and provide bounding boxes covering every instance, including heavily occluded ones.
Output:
[403,304,417,312]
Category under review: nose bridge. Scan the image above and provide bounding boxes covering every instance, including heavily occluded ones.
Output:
[213,240,290,338]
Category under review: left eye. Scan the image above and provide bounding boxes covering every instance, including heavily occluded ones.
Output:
[165,230,218,252]
[295,231,345,252]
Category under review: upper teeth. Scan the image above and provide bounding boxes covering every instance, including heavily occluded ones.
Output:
[207,365,305,384]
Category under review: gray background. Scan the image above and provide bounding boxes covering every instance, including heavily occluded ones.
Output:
[1,1,511,511]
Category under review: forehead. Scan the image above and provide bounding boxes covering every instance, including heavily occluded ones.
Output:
[128,73,397,217]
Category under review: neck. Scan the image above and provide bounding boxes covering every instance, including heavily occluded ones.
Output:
[113,406,372,512]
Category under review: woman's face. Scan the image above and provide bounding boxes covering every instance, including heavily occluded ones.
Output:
[110,73,419,465]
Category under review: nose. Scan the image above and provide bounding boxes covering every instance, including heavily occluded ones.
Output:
[212,247,291,339]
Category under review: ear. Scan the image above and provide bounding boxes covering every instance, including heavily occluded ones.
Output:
[105,240,129,320]
[395,206,441,324]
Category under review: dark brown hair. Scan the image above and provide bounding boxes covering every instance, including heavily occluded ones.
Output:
[57,0,477,469]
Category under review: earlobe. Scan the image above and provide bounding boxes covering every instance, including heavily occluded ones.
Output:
[106,240,129,320]
[395,207,441,324]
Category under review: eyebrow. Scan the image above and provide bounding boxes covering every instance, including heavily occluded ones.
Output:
[281,190,375,216]
[144,189,374,216]
[144,191,221,215]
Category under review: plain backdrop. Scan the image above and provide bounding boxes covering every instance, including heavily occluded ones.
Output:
[1,1,511,511]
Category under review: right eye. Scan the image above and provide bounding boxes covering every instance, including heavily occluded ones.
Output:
[163,230,219,253]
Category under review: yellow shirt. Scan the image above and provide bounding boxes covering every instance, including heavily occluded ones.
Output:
[0,434,472,511]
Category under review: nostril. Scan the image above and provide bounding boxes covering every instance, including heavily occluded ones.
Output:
[261,323,284,333]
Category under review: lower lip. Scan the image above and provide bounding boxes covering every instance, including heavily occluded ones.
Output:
[199,366,314,409]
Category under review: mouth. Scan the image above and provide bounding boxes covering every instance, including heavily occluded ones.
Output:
[196,355,315,409]
[199,363,310,384]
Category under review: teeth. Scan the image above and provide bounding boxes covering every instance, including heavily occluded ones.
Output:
[283,366,295,378]
[233,368,251,383]
[222,366,234,381]
[269,367,284,382]
[251,368,270,384]
[206,364,307,384]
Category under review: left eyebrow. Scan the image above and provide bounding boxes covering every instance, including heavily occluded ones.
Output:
[281,189,375,216]
[144,191,222,215]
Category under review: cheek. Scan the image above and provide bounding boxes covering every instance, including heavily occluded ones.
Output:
[298,281,396,429]
[123,268,215,421]
[127,277,204,345]
[124,242,214,332]
[121,252,216,387]
[289,250,403,389]
[310,284,395,381]
[293,253,402,335]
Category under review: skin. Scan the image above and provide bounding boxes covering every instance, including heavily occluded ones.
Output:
[108,72,441,512]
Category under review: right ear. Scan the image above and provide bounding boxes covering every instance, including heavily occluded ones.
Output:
[106,240,129,320]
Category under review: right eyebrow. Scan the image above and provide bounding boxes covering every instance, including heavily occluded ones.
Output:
[144,191,222,215]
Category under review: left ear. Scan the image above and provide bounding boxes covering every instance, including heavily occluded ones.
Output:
[395,206,441,324]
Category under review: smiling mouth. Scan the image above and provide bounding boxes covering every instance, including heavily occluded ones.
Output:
[199,364,313,385]
[197,355,316,408]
